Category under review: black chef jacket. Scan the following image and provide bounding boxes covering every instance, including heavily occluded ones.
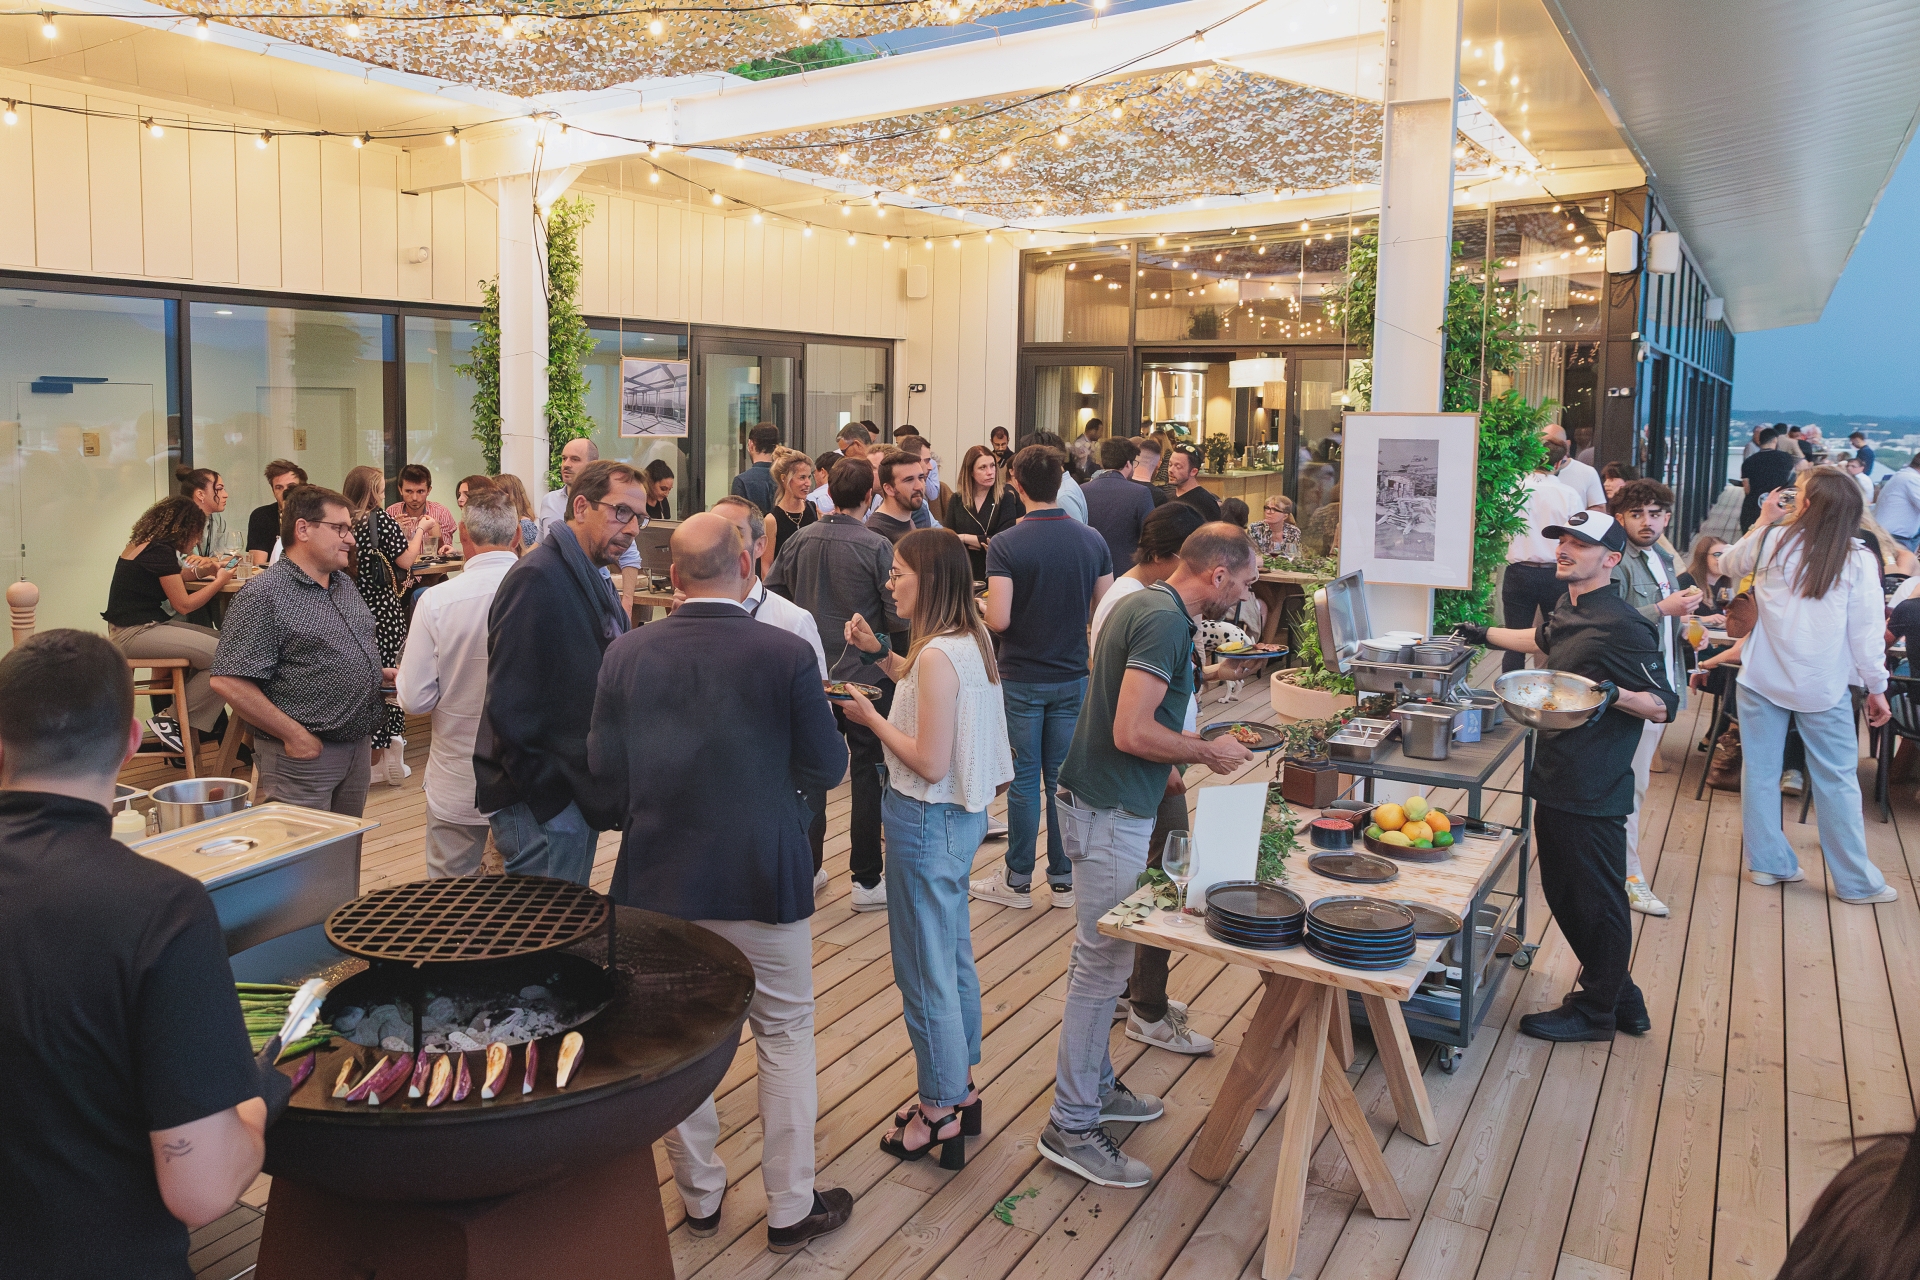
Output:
[0,791,260,1280]
[1531,583,1679,817]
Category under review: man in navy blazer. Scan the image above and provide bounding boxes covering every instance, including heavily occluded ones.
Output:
[588,511,853,1254]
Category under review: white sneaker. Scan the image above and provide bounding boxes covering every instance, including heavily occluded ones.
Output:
[385,739,411,786]
[969,870,1033,909]
[1050,883,1076,909]
[1840,885,1899,905]
[1625,876,1669,917]
[1111,997,1130,1022]
[850,877,887,912]
[1780,769,1805,795]
[1125,1001,1214,1056]
[985,816,1008,839]
[813,867,828,895]
[1750,867,1806,887]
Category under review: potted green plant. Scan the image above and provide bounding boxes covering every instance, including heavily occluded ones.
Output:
[1270,603,1356,723]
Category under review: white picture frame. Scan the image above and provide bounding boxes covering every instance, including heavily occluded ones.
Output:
[619,357,690,437]
[1336,412,1480,590]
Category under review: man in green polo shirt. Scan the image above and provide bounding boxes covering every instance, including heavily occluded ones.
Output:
[1037,523,1261,1190]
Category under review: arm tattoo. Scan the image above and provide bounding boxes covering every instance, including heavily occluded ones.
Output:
[161,1138,194,1163]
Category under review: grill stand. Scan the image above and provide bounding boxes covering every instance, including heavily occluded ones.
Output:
[257,1143,670,1280]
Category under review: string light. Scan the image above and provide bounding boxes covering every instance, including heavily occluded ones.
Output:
[795,3,813,28]
[444,126,458,146]
[924,237,933,250]
[343,11,362,38]
[352,132,369,148]
[951,237,961,249]
[847,232,856,246]
[144,118,163,138]
[648,169,659,183]
[647,10,663,34]
[1067,92,1081,108]
[882,236,890,249]
[2,101,15,126]
[194,15,209,37]
[1191,28,1205,48]
[710,189,723,204]
[40,11,56,38]
[802,225,812,236]
[750,210,762,223]
[841,204,852,216]
[256,130,271,148]
[937,125,952,140]
[836,149,851,165]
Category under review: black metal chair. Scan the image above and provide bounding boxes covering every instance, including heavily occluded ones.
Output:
[1872,675,1920,822]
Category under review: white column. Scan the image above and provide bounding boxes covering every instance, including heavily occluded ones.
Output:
[496,175,549,503]
[1365,0,1461,635]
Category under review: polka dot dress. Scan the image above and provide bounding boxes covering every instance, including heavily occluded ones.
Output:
[353,509,409,749]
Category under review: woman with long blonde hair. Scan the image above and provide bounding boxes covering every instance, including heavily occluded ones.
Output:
[341,465,420,783]
[1719,467,1893,903]
[841,529,1013,1169]
[489,472,540,549]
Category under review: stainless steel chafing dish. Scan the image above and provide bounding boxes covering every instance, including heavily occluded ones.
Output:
[1313,570,1474,700]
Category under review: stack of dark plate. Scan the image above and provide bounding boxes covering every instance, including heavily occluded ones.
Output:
[1203,881,1305,950]
[1303,896,1418,970]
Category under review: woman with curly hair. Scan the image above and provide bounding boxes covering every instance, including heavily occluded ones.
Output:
[341,466,428,784]
[103,496,234,754]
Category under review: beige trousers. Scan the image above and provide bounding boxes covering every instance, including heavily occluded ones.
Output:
[109,621,224,733]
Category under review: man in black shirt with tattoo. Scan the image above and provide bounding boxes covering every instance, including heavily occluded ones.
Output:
[1455,510,1678,1042]
[0,631,293,1278]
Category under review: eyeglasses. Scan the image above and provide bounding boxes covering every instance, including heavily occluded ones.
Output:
[887,567,916,583]
[585,499,642,527]
[305,519,354,538]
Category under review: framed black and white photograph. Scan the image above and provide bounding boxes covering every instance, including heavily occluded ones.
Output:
[1337,412,1479,589]
[619,357,689,437]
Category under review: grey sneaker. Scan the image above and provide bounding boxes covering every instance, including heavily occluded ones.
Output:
[1097,1078,1164,1123]
[1126,1001,1215,1056]
[970,869,1033,908]
[1037,1120,1152,1188]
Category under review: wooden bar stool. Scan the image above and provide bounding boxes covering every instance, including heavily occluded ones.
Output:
[127,658,199,778]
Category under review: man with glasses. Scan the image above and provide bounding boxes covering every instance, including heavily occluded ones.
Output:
[475,461,645,884]
[538,437,643,605]
[211,486,390,817]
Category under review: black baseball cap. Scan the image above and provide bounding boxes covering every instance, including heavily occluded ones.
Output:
[1543,509,1628,553]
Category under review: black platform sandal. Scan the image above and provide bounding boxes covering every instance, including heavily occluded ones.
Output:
[880,1105,968,1170]
[894,1089,982,1136]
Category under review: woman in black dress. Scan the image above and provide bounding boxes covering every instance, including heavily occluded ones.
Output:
[943,445,1022,581]
[761,448,817,576]
[342,465,431,785]
[642,458,676,521]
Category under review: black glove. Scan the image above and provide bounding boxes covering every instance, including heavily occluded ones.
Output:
[1452,623,1490,647]
[254,1038,294,1126]
[1584,680,1620,726]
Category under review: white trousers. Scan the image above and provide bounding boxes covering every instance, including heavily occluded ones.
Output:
[1622,719,1664,882]
[663,916,819,1230]
[423,813,489,878]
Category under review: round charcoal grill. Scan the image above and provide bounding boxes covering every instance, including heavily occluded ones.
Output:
[325,874,611,965]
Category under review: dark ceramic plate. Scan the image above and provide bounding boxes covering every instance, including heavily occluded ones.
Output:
[823,681,883,702]
[1211,643,1291,662]
[1205,917,1302,950]
[1302,937,1417,971]
[1204,882,1305,922]
[1392,900,1463,938]
[1205,916,1303,943]
[1201,721,1286,751]
[1307,895,1418,934]
[1306,921,1417,948]
[1306,852,1401,884]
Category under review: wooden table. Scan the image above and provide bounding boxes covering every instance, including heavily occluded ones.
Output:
[1251,570,1324,648]
[217,559,465,592]
[1098,822,1520,1279]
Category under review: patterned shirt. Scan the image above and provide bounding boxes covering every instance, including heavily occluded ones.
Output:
[210,556,386,742]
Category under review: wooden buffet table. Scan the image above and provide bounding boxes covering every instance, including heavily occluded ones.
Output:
[1098,822,1521,1279]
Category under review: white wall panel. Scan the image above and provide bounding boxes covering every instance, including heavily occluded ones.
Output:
[429,187,465,302]
[463,188,495,306]
[318,139,360,296]
[396,187,430,302]
[577,191,610,317]
[187,125,237,284]
[277,134,323,293]
[87,104,145,276]
[30,88,90,271]
[0,76,37,267]
[138,108,192,280]
[233,129,280,288]
[359,148,399,300]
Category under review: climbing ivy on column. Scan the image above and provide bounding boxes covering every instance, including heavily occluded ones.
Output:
[543,196,598,490]
[456,278,503,473]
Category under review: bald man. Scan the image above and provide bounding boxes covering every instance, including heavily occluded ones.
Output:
[588,511,852,1254]
[536,437,643,600]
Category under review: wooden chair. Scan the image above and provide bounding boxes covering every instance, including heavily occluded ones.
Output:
[127,659,200,778]
[215,712,252,779]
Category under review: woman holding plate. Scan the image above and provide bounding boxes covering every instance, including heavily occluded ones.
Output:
[840,529,1014,1169]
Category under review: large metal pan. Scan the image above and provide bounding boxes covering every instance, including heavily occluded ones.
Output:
[1492,669,1608,730]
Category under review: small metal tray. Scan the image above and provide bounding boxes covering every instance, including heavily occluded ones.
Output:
[1325,717,1399,762]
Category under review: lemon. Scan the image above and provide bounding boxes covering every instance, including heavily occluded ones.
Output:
[1402,820,1432,844]
[1403,795,1430,821]
[1379,829,1412,847]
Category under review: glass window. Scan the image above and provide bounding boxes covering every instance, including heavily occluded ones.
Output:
[1135,230,1357,345]
[1031,364,1113,440]
[1491,200,1609,339]
[191,303,388,522]
[608,328,691,518]
[403,314,486,498]
[1023,246,1130,344]
[1292,356,1356,554]
[803,343,888,458]
[1504,340,1599,458]
[0,288,173,634]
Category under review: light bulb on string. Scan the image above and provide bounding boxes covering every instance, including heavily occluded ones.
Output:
[984,232,993,243]
[951,237,961,250]
[647,170,659,183]
[144,118,163,139]
[847,232,857,246]
[903,184,917,196]
[1110,103,1123,119]
[1191,28,1205,48]
[937,125,951,140]
[836,150,851,165]
[499,14,517,39]
[841,204,852,216]
[256,130,271,149]
[750,210,763,224]
[1053,130,1070,147]
[444,127,458,146]
[647,11,663,34]
[1156,235,1166,246]
[732,154,743,168]
[194,16,210,37]
[353,132,370,148]
[1184,71,1199,89]
[923,237,933,250]
[802,225,812,237]
[40,12,56,38]
[795,3,813,28]
[1067,92,1081,108]
[2,101,16,126]
[882,237,891,249]
[995,151,1012,169]
[710,190,723,205]
[344,12,362,38]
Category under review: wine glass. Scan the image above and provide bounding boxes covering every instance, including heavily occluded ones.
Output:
[1162,831,1194,928]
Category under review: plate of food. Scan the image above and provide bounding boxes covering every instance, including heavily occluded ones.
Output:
[824,681,883,702]
[1213,641,1290,661]
[1200,721,1286,751]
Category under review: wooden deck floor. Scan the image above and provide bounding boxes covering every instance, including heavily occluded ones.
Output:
[138,639,1920,1280]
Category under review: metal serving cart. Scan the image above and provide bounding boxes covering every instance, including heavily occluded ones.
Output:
[1311,571,1538,1072]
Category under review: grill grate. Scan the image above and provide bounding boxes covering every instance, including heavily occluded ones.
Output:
[325,876,611,965]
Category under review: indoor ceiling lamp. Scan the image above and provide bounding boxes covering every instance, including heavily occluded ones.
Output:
[795,3,813,29]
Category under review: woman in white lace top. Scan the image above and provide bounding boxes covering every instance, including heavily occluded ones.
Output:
[842,529,1013,1170]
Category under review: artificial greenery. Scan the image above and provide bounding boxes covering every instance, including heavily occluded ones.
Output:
[1277,601,1355,694]
[543,196,599,490]
[1202,433,1231,475]
[1186,306,1226,339]
[1324,234,1548,626]
[730,38,876,81]
[453,278,503,473]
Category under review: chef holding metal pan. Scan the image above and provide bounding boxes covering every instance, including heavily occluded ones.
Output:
[1452,510,1677,1045]
[0,631,295,1279]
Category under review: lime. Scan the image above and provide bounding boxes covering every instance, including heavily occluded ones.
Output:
[1365,824,1383,840]
[1434,831,1454,848]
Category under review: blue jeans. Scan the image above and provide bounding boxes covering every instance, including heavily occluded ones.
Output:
[1737,684,1888,900]
[882,786,987,1107]
[489,800,597,885]
[1049,786,1156,1133]
[1001,677,1085,888]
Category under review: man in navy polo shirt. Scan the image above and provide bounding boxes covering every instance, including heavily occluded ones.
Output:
[972,445,1113,910]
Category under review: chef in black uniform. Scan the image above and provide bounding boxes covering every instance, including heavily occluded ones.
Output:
[1455,510,1678,1042]
[0,630,293,1279]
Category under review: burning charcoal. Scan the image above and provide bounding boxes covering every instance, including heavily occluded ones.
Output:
[287,1052,317,1093]
[481,1042,510,1099]
[364,1053,413,1106]
[408,1054,434,1098]
[425,1054,454,1107]
[556,1032,584,1088]
[331,1056,362,1098]
[452,1052,473,1102]
[522,1040,539,1094]
[344,1055,390,1102]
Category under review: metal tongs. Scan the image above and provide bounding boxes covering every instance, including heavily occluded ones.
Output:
[275,977,332,1050]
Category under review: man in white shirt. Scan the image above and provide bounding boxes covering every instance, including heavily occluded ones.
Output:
[1845,455,1876,504]
[1500,460,1582,673]
[396,489,523,877]
[539,437,643,600]
[1544,424,1607,510]
[1875,456,1920,552]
